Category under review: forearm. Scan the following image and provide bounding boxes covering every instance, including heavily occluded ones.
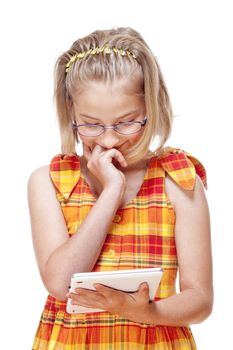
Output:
[43,186,123,300]
[146,288,213,326]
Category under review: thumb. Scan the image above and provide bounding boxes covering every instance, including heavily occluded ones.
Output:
[138,282,150,299]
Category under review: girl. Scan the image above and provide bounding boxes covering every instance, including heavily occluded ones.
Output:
[28,27,213,349]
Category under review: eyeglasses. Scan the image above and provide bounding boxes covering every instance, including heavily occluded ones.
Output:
[72,116,147,137]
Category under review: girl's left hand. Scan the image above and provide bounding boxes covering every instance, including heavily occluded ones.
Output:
[66,282,155,324]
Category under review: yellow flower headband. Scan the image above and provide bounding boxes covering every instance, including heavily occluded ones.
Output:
[65,46,137,72]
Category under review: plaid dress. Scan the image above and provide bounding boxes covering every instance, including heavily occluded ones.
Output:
[32,146,207,350]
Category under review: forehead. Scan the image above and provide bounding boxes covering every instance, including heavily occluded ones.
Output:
[72,79,145,117]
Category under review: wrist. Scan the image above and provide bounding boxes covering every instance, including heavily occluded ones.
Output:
[142,302,158,325]
[103,184,125,197]
[126,302,158,325]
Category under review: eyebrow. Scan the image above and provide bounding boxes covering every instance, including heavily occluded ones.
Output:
[79,110,139,121]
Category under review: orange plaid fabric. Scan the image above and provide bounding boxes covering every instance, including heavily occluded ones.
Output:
[32,146,207,349]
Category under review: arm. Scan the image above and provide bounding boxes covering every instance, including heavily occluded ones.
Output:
[28,148,127,301]
[145,173,213,325]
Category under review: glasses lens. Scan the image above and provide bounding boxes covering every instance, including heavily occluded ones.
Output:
[115,122,141,135]
[74,120,145,136]
[77,125,104,136]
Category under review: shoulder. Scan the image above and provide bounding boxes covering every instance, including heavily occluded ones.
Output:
[27,165,56,201]
[157,146,208,209]
[28,165,50,186]
[28,153,81,202]
[165,173,207,211]
[28,153,80,191]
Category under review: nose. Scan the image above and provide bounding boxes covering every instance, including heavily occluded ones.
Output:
[98,129,121,149]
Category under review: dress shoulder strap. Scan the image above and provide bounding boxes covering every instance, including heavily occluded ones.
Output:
[49,148,207,200]
[158,146,207,190]
[50,153,80,200]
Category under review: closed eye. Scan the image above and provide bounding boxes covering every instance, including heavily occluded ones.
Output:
[85,122,101,126]
[118,119,135,124]
[82,119,136,126]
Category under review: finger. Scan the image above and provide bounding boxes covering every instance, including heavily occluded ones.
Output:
[94,283,113,289]
[112,150,128,167]
[69,290,105,308]
[112,158,127,169]
[68,290,100,302]
[93,283,111,292]
[74,288,99,297]
[71,297,100,308]
[103,149,128,168]
[91,144,103,155]
[137,282,150,300]
[94,283,119,296]
[139,282,149,291]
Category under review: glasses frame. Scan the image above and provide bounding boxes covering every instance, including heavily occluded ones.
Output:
[72,116,147,137]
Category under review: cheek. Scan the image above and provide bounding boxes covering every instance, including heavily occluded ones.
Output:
[79,136,96,149]
[128,133,143,144]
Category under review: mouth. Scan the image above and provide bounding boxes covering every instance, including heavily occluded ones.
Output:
[112,158,125,169]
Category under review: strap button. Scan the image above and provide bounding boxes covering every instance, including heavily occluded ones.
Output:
[107,249,115,257]
[113,214,121,223]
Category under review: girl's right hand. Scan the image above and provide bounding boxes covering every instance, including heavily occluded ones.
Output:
[83,144,128,190]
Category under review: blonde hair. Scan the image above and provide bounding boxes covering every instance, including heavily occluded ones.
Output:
[54,27,173,164]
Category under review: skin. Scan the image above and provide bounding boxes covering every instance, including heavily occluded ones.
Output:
[28,79,213,326]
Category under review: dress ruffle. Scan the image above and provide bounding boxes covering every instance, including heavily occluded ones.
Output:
[50,154,80,200]
[158,146,207,190]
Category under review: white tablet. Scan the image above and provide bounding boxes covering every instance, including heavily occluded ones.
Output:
[66,267,163,314]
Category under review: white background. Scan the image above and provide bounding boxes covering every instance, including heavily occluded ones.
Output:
[0,0,232,348]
